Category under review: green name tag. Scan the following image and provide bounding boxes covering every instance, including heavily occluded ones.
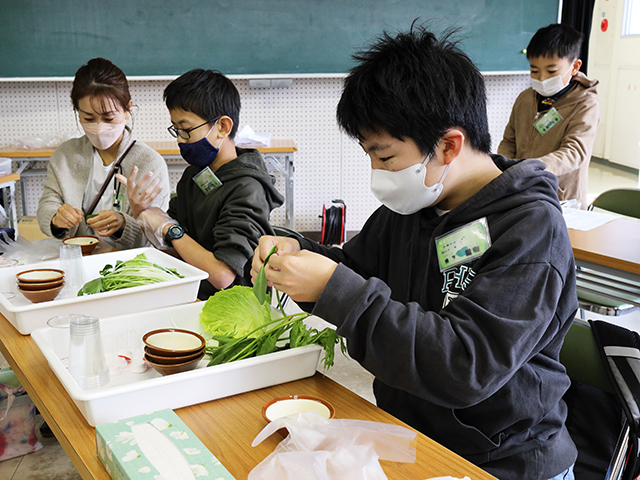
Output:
[435,218,492,272]
[193,167,222,195]
[533,107,563,136]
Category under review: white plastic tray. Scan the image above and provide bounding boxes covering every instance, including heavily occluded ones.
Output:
[31,302,323,426]
[0,247,208,335]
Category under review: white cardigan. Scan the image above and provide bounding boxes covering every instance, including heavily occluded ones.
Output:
[37,127,170,250]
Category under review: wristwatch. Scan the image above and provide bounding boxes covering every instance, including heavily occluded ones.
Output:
[164,224,184,246]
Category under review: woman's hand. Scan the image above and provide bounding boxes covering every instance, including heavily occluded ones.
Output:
[86,210,125,237]
[115,166,162,218]
[52,204,83,230]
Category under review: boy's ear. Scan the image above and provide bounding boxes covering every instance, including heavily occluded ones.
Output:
[216,116,234,137]
[441,129,465,165]
[571,58,582,76]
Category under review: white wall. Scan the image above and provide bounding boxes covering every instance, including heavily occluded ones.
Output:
[589,0,640,171]
[0,74,530,232]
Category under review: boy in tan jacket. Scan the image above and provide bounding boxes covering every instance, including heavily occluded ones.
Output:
[498,24,599,208]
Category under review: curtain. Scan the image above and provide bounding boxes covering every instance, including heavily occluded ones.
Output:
[562,0,598,73]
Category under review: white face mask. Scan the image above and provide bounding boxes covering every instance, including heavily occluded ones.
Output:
[530,64,573,97]
[81,120,126,150]
[370,154,450,215]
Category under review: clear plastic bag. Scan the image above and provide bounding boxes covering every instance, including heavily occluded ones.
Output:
[249,411,416,480]
[0,232,62,265]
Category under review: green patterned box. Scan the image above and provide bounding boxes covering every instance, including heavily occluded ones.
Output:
[95,408,235,480]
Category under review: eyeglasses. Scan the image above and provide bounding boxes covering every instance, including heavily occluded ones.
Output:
[167,121,210,140]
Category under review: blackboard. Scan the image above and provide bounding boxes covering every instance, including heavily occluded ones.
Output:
[0,0,559,78]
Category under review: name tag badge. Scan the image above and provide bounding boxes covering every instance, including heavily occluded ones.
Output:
[533,107,563,136]
[435,218,492,272]
[193,167,222,195]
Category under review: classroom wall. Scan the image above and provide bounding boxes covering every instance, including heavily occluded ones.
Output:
[0,75,530,232]
[589,0,640,172]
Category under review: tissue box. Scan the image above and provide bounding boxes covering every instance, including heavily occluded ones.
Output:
[96,409,235,480]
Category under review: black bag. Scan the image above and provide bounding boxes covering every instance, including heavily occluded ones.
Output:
[590,320,640,480]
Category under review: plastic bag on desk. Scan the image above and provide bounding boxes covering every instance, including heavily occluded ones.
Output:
[249,411,417,480]
[0,233,62,265]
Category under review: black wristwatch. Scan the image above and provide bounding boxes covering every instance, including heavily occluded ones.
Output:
[164,224,184,246]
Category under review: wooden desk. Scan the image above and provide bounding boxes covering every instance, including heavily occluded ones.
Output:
[569,217,640,278]
[0,312,495,480]
[0,140,297,229]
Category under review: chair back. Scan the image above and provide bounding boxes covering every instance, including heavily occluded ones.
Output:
[590,189,640,219]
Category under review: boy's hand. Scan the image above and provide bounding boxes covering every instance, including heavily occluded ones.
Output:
[115,166,161,218]
[136,207,176,249]
[52,204,83,229]
[253,242,337,303]
[251,236,300,283]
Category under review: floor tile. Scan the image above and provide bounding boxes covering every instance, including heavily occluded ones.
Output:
[0,455,21,479]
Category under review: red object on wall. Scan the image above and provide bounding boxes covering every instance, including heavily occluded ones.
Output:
[601,18,609,32]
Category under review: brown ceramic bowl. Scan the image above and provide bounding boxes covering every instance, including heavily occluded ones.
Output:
[142,328,206,357]
[17,278,65,291]
[16,268,65,284]
[143,346,205,365]
[262,395,336,423]
[144,351,205,375]
[63,235,100,254]
[17,282,65,303]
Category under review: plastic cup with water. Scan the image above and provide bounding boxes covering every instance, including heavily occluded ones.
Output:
[67,315,110,390]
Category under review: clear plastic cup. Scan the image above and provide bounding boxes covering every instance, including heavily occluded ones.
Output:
[0,258,18,300]
[59,244,86,295]
[47,314,86,366]
[67,315,110,390]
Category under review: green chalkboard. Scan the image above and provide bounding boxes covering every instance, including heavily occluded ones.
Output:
[0,0,559,77]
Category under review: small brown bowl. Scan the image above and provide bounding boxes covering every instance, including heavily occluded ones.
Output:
[17,282,65,303]
[144,351,205,375]
[142,328,206,357]
[262,395,336,423]
[63,235,99,254]
[143,346,205,365]
[17,278,65,291]
[16,268,65,284]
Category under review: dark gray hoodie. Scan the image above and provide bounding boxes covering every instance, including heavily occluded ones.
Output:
[300,156,578,480]
[168,147,284,299]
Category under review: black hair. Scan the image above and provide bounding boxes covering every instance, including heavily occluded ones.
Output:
[526,24,583,61]
[163,69,241,138]
[336,24,491,156]
[71,57,131,114]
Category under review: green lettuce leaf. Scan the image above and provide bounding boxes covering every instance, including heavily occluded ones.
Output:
[200,285,272,338]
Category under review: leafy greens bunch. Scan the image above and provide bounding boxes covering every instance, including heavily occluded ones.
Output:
[78,253,183,296]
[201,246,345,369]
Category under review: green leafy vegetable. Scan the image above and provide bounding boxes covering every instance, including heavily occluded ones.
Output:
[200,285,273,338]
[252,245,277,305]
[77,253,183,296]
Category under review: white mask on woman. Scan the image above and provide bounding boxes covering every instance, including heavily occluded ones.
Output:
[370,154,450,215]
[81,120,126,150]
[530,64,573,97]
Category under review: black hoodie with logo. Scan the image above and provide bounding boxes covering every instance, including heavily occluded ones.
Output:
[299,156,578,479]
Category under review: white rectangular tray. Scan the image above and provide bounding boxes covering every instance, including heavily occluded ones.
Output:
[0,247,208,335]
[31,302,323,426]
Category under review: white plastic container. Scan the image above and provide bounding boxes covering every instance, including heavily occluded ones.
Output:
[31,302,323,426]
[0,247,208,335]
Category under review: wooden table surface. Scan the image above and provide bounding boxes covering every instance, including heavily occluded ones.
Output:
[0,139,297,158]
[569,217,640,275]
[0,312,495,480]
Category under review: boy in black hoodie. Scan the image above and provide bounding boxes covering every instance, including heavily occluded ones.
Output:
[252,26,578,480]
[118,69,283,299]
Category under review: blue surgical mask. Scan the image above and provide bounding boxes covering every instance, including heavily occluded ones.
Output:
[178,124,224,168]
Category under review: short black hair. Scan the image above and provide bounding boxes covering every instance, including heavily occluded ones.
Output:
[163,69,241,138]
[337,24,491,156]
[526,24,583,61]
